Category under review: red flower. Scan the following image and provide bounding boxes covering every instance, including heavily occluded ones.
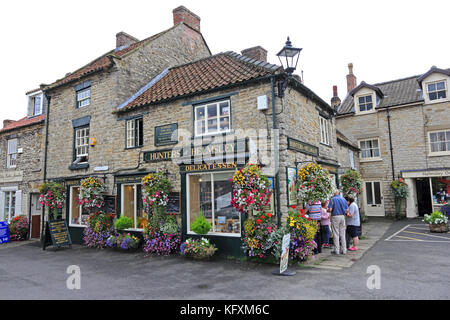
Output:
[267,213,273,218]
[260,215,265,220]
[291,205,297,209]
[256,219,262,224]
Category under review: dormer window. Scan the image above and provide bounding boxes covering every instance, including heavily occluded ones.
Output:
[358,94,373,112]
[427,81,447,101]
[28,92,44,117]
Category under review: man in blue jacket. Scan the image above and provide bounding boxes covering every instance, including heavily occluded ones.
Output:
[327,190,349,255]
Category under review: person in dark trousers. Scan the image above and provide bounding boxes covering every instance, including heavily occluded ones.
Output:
[345,195,360,251]
[305,200,322,254]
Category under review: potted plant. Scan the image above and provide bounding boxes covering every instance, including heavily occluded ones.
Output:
[82,212,115,248]
[106,233,140,252]
[423,211,449,233]
[8,216,29,241]
[180,237,217,260]
[114,215,133,232]
[143,214,181,256]
[391,178,409,219]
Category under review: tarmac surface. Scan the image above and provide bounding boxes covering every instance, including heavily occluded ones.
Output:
[1,217,449,300]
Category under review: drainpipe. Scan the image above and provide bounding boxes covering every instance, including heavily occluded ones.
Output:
[41,93,51,243]
[271,76,282,226]
[386,106,395,180]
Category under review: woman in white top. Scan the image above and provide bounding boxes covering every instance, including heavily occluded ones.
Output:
[345,195,360,251]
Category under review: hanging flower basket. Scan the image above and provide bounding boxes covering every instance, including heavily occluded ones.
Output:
[141,172,171,212]
[230,163,272,214]
[38,181,66,220]
[341,169,363,197]
[78,177,107,213]
[297,163,334,203]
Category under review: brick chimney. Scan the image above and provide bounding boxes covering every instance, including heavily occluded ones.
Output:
[241,46,267,62]
[331,85,341,109]
[3,119,14,128]
[116,31,139,49]
[173,6,201,32]
[346,63,357,93]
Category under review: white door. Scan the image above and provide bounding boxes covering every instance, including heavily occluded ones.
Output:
[364,181,385,216]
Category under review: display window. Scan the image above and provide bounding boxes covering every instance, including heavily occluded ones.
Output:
[69,186,89,226]
[187,171,240,236]
[431,176,450,205]
[121,184,146,229]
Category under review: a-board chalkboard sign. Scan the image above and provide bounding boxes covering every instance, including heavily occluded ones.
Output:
[101,195,116,214]
[43,220,72,250]
[167,192,180,214]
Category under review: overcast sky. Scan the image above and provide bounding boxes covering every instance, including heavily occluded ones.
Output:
[1,0,448,125]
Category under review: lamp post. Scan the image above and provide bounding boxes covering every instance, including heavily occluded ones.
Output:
[276,37,302,97]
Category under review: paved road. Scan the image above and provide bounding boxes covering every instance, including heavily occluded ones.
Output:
[0,219,449,300]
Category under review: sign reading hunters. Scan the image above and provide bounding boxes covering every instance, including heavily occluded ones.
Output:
[0,221,10,244]
[43,220,72,249]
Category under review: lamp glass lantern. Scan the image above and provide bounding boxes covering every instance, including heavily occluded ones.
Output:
[276,37,302,76]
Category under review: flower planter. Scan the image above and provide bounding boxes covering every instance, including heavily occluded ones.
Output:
[429,223,449,233]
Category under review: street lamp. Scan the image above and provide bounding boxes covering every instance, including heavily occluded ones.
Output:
[276,37,302,97]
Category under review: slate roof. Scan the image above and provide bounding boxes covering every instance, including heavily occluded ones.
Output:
[336,129,359,150]
[338,67,450,115]
[115,51,282,112]
[44,24,199,91]
[0,115,45,134]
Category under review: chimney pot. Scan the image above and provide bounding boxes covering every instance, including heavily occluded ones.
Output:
[346,63,357,93]
[116,31,139,49]
[3,119,15,128]
[241,46,267,62]
[331,85,341,109]
[173,6,201,32]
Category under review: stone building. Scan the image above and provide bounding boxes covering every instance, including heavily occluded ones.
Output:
[107,46,338,255]
[41,6,211,242]
[336,64,450,218]
[0,88,46,238]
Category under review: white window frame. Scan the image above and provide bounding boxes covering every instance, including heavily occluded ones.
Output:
[126,118,143,148]
[357,94,374,113]
[364,181,383,206]
[69,186,88,227]
[121,183,144,231]
[428,129,450,156]
[7,138,17,168]
[76,87,91,108]
[319,116,330,145]
[186,171,241,237]
[194,100,231,137]
[75,127,89,162]
[359,138,381,161]
[31,93,44,116]
[426,80,447,101]
[3,191,16,222]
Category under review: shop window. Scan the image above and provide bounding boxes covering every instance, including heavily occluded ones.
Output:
[194,100,231,136]
[121,184,145,229]
[427,81,447,101]
[126,118,143,148]
[431,177,450,205]
[429,130,450,154]
[69,186,89,226]
[187,171,240,236]
[7,138,17,168]
[359,138,380,159]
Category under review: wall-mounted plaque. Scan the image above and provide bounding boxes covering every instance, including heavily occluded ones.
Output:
[155,123,178,146]
[287,137,319,157]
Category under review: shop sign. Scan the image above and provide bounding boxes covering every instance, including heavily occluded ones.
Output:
[181,162,238,173]
[280,233,291,274]
[0,221,10,244]
[143,149,179,162]
[154,123,178,146]
[287,167,298,206]
[115,175,146,184]
[287,137,319,157]
[43,219,72,250]
[402,169,450,178]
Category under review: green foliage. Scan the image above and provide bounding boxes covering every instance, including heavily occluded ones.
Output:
[424,211,449,225]
[160,215,179,234]
[191,214,211,235]
[341,169,363,197]
[268,225,290,260]
[115,215,133,231]
[147,206,167,233]
[391,178,409,199]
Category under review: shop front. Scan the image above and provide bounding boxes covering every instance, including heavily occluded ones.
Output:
[402,168,450,217]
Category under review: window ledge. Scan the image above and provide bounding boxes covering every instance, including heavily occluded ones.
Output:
[428,152,450,157]
[320,142,332,148]
[425,98,449,105]
[187,231,241,238]
[360,157,383,163]
[354,110,377,116]
[124,145,143,151]
[69,224,87,228]
[69,163,89,170]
